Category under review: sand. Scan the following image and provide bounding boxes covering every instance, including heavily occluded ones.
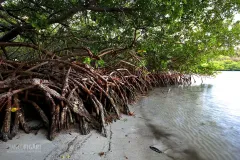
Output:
[0,101,197,160]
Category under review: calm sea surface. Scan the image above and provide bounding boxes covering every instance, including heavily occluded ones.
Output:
[138,71,240,160]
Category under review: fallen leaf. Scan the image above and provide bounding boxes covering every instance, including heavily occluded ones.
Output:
[11,107,21,112]
[128,112,135,116]
[99,152,105,156]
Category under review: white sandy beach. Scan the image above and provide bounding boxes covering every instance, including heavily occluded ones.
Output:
[0,99,198,160]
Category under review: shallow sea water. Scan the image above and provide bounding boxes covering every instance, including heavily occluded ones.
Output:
[137,71,240,160]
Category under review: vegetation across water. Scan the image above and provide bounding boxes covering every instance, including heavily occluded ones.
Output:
[211,54,240,71]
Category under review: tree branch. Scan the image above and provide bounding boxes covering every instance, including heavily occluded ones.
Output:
[0,26,22,42]
[48,8,80,24]
[86,6,133,13]
[0,0,6,4]
[54,46,100,60]
[0,42,55,58]
[98,48,127,57]
[1,46,9,59]
[0,3,133,42]
[129,29,137,48]
[0,24,33,42]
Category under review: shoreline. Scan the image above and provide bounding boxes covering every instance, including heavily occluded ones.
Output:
[0,94,202,160]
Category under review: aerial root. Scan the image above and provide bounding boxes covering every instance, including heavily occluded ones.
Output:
[0,60,191,141]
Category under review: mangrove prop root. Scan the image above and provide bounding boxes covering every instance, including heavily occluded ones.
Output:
[11,110,20,138]
[25,100,49,128]
[45,92,57,141]
[2,95,12,141]
[79,116,90,135]
[11,95,20,138]
[0,59,191,141]
[18,110,30,134]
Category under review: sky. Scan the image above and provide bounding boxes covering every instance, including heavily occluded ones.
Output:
[234,13,240,22]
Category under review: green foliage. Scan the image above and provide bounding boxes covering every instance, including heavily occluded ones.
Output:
[83,57,91,65]
[95,59,105,68]
[28,14,48,29]
[211,55,240,71]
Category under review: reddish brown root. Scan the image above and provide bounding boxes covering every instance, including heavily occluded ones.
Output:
[0,59,191,141]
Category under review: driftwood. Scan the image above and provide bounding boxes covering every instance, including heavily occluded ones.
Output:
[0,59,191,141]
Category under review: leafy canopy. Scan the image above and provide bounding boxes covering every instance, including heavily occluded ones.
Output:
[0,0,240,75]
